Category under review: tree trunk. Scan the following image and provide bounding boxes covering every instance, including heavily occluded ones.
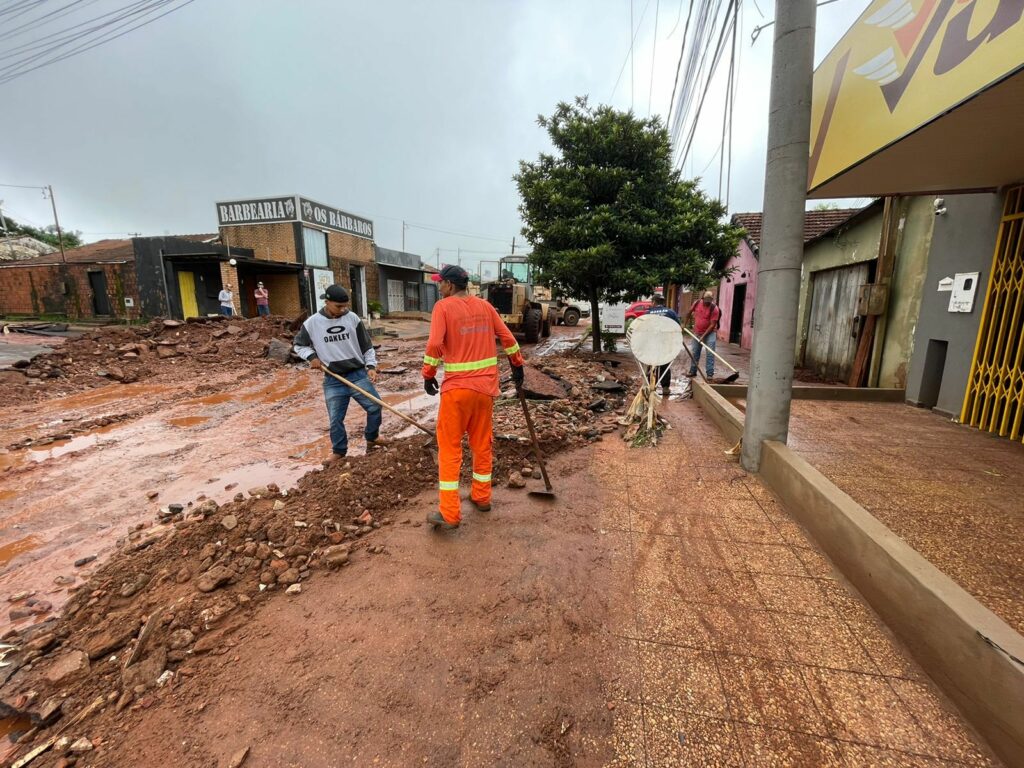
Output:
[590,288,601,354]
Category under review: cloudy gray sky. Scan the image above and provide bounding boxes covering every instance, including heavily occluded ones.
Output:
[1,0,870,273]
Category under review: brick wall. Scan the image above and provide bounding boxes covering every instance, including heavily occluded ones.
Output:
[261,272,302,316]
[327,232,379,312]
[0,262,142,320]
[220,223,299,264]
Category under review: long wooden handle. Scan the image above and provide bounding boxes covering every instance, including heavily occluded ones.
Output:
[321,368,435,437]
[517,388,553,492]
[683,327,737,373]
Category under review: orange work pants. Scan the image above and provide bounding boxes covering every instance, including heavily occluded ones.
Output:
[436,388,494,524]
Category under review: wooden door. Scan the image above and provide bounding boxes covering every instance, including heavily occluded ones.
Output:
[88,271,111,315]
[177,271,199,318]
[805,263,869,382]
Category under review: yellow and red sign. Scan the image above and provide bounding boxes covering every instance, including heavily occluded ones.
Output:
[809,0,1024,192]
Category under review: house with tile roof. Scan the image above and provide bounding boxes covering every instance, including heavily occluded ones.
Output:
[716,198,937,389]
[717,206,869,351]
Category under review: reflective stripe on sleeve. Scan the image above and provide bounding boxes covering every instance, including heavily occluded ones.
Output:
[444,357,498,372]
[504,343,520,356]
[423,355,441,366]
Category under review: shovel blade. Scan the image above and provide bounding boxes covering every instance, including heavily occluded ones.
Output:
[528,489,557,500]
[722,372,740,383]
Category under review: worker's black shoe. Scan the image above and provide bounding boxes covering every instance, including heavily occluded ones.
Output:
[426,511,459,530]
[470,498,491,512]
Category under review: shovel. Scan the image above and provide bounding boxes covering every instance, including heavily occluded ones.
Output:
[516,386,556,500]
[683,328,740,383]
[319,368,438,463]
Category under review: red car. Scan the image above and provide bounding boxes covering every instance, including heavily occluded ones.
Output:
[625,301,653,320]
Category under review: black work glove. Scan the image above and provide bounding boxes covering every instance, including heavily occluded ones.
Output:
[511,365,525,389]
[424,377,439,396]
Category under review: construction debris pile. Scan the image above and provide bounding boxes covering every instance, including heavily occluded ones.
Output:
[0,352,635,767]
[3,316,299,406]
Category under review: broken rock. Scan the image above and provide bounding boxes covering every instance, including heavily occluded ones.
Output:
[220,514,238,531]
[69,737,93,753]
[266,338,292,363]
[196,566,233,593]
[167,629,195,650]
[44,650,90,684]
[508,471,527,489]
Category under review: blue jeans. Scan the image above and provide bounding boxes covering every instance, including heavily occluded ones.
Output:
[688,332,716,378]
[257,305,270,316]
[323,370,382,456]
[220,306,233,316]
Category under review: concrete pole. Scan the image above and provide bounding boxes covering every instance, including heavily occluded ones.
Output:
[740,0,816,472]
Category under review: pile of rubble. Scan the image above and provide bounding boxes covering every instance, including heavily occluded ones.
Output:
[3,316,299,406]
[0,352,634,766]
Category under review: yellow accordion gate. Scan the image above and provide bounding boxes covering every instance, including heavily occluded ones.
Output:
[961,184,1024,442]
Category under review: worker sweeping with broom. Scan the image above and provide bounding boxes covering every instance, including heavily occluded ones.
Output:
[422,264,525,532]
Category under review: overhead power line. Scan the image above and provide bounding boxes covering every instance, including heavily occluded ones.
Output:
[0,0,197,86]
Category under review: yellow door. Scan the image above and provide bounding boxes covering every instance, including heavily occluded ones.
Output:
[177,270,199,318]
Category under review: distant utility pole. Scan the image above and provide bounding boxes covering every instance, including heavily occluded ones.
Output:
[740,0,817,472]
[47,185,67,263]
[457,248,462,267]
[402,220,408,251]
[511,236,516,255]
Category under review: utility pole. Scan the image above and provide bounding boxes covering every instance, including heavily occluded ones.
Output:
[457,248,462,268]
[47,185,67,263]
[740,0,816,472]
[510,236,516,255]
[402,220,407,252]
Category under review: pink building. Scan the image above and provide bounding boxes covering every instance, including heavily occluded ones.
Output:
[717,213,761,349]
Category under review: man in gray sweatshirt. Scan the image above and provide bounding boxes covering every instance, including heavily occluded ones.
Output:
[293,284,385,462]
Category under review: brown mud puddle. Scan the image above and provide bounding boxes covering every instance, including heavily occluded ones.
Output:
[0,359,427,635]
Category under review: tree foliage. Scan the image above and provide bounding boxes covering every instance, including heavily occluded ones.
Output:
[515,97,742,350]
[1,214,83,250]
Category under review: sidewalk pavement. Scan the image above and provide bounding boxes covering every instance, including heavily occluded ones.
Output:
[591,397,999,766]
[787,400,1024,637]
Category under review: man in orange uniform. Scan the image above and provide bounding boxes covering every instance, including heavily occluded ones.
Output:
[422,264,525,531]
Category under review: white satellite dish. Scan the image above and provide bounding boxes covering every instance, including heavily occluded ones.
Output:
[626,314,683,366]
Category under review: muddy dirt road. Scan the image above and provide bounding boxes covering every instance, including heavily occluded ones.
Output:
[95,450,628,768]
[0,338,439,636]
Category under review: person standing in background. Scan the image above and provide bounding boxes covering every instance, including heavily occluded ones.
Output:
[684,290,721,379]
[255,282,270,316]
[218,286,235,317]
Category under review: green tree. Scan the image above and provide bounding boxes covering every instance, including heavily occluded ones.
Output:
[515,97,742,352]
[1,214,83,250]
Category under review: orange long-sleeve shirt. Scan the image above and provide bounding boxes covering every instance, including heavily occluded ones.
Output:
[422,295,525,397]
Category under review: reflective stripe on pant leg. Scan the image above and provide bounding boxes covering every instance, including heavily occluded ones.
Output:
[436,389,470,524]
[466,390,494,504]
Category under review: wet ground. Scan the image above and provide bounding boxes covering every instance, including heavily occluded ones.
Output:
[0,339,439,636]
[73,381,1000,767]
[787,400,1024,636]
[601,397,998,766]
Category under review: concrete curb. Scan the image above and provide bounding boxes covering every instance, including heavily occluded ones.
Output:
[692,379,1024,766]
[710,383,906,402]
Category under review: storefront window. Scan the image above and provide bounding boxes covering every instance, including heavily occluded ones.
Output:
[302,227,328,267]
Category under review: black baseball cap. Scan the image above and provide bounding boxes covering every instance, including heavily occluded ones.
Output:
[320,284,350,302]
[430,264,469,287]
